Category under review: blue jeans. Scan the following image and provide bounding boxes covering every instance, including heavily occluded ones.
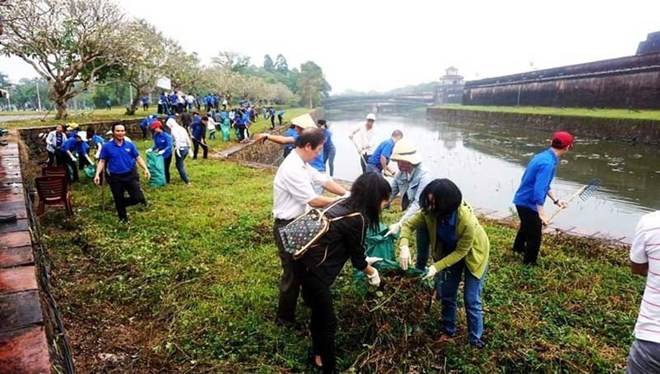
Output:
[175,147,190,184]
[415,226,430,270]
[323,146,336,177]
[436,259,487,345]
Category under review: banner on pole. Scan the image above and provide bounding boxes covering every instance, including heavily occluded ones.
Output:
[156,77,171,91]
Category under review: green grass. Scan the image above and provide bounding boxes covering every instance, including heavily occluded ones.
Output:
[434,104,660,121]
[31,139,643,373]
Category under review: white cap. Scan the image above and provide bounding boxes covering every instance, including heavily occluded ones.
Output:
[366,113,376,121]
[76,132,88,142]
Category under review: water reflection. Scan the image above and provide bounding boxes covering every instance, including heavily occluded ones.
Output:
[325,112,658,241]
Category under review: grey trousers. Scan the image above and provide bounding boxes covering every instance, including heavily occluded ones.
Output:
[627,338,660,374]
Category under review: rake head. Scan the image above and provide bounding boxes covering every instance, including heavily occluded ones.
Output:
[578,178,601,201]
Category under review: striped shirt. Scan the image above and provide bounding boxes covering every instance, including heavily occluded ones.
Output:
[631,211,660,344]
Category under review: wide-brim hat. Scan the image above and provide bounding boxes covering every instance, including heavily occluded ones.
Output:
[390,139,423,165]
[291,114,316,129]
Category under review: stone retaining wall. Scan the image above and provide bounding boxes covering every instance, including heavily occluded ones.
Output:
[0,131,52,373]
[427,107,660,145]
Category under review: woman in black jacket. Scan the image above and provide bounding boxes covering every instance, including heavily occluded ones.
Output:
[294,172,391,373]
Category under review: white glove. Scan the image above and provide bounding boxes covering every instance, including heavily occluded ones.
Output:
[157,150,165,155]
[367,268,381,287]
[176,149,181,158]
[70,156,78,162]
[423,265,438,280]
[94,150,100,159]
[366,257,382,265]
[146,149,152,153]
[384,222,402,237]
[399,245,411,271]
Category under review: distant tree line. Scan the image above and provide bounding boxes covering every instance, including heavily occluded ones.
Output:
[0,0,331,119]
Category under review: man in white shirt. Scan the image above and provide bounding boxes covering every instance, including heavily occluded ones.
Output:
[349,113,376,173]
[627,211,660,373]
[273,127,347,328]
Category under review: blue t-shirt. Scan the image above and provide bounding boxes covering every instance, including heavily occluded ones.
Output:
[513,149,558,211]
[191,122,205,140]
[91,135,104,147]
[99,139,140,174]
[367,139,396,170]
[151,131,173,158]
[277,111,284,117]
[61,138,89,156]
[323,128,335,150]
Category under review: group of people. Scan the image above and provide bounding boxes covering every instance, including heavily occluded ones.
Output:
[265,113,498,372]
[41,107,658,372]
[267,113,659,373]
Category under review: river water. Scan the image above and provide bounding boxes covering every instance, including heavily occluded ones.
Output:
[324,109,660,242]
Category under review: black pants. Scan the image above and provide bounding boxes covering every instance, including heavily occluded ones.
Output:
[273,218,299,325]
[141,127,148,140]
[47,150,65,167]
[192,138,208,159]
[270,115,275,128]
[297,266,337,374]
[513,205,543,265]
[108,170,146,221]
[278,115,283,126]
[163,155,172,183]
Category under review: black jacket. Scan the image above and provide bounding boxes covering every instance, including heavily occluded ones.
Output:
[295,203,369,286]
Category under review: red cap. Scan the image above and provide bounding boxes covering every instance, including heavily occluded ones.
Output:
[551,131,573,148]
[150,120,163,130]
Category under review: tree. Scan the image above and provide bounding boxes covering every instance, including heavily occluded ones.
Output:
[274,54,289,74]
[263,54,274,72]
[296,61,331,108]
[0,0,130,119]
[212,51,251,74]
[117,19,198,115]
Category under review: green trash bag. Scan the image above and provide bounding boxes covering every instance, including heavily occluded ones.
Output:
[221,120,231,141]
[146,151,166,188]
[83,164,96,179]
[354,224,424,282]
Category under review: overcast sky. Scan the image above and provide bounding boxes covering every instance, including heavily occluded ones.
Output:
[1,0,659,94]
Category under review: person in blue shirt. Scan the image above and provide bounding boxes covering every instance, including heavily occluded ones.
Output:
[65,122,79,139]
[86,126,105,159]
[141,95,149,111]
[191,116,208,159]
[277,110,285,126]
[268,107,276,129]
[61,132,93,183]
[366,130,403,176]
[139,114,155,140]
[148,120,173,183]
[317,120,336,177]
[234,110,247,142]
[281,124,298,158]
[105,99,111,110]
[512,131,573,265]
[159,92,168,114]
[94,123,151,222]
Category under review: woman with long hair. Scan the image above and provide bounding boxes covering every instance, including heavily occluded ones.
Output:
[294,172,391,373]
[399,178,490,348]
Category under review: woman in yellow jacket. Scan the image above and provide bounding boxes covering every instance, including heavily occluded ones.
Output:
[399,178,490,348]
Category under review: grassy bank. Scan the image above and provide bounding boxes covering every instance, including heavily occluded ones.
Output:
[435,104,660,121]
[32,140,642,372]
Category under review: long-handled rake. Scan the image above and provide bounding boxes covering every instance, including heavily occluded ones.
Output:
[549,178,601,222]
